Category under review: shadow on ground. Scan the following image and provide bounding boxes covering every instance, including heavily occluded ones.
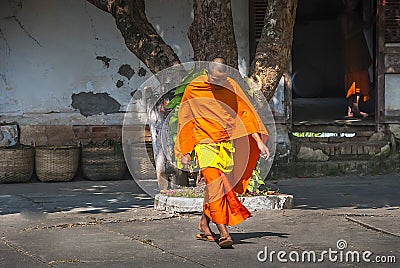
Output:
[0,178,153,215]
[231,231,289,245]
[269,174,400,210]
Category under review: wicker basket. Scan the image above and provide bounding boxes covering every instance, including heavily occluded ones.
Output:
[35,146,79,182]
[82,145,127,181]
[125,143,156,179]
[0,146,34,183]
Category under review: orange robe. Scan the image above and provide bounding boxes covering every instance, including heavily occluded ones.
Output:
[174,75,268,226]
[341,11,372,102]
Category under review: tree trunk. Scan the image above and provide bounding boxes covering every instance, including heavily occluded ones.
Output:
[188,0,238,68]
[88,0,298,191]
[87,0,180,73]
[249,0,298,101]
[88,0,186,190]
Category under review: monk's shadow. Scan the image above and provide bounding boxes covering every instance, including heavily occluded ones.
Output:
[230,231,289,245]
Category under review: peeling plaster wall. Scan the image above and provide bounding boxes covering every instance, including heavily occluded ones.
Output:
[0,0,250,124]
[145,0,194,62]
[147,0,250,75]
[0,0,152,118]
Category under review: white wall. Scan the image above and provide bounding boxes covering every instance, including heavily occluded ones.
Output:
[385,74,400,116]
[0,0,150,117]
[146,0,194,62]
[0,0,251,124]
[232,0,250,76]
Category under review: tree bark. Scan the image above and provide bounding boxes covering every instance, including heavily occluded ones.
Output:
[249,0,298,101]
[188,0,238,68]
[87,0,180,73]
[88,0,186,190]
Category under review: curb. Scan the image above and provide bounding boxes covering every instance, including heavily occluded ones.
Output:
[154,194,294,213]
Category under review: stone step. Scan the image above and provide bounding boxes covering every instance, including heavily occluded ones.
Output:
[292,123,376,133]
[292,140,392,161]
[270,158,400,179]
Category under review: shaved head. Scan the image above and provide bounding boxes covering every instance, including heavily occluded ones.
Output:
[206,57,229,85]
[212,57,226,65]
[208,57,228,74]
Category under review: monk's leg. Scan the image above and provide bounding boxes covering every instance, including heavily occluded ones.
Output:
[355,94,368,117]
[352,94,368,118]
[216,224,230,239]
[202,167,251,225]
[197,212,214,239]
[346,71,370,118]
[347,95,354,117]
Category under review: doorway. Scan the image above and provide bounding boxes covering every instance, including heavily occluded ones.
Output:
[291,0,376,124]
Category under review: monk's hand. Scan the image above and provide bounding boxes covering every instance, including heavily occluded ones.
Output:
[251,132,270,160]
[181,153,192,169]
[258,141,270,160]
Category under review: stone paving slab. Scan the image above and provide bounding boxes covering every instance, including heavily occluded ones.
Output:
[0,194,39,215]
[3,224,197,268]
[269,175,400,209]
[239,210,400,259]
[0,240,49,268]
[0,175,399,267]
[345,212,400,237]
[101,216,326,268]
[0,180,153,215]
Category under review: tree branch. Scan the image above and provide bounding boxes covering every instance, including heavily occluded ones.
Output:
[87,0,181,73]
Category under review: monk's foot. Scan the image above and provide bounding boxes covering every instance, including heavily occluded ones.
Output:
[351,103,363,118]
[360,111,368,118]
[218,235,233,248]
[196,233,216,242]
[347,106,353,117]
[197,222,216,242]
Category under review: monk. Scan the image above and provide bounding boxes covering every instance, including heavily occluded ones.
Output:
[174,58,270,248]
[340,0,373,118]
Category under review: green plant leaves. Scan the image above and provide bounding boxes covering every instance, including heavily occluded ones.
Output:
[247,160,266,193]
[165,95,182,109]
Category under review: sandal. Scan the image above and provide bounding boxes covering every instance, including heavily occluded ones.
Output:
[218,236,233,248]
[196,232,216,242]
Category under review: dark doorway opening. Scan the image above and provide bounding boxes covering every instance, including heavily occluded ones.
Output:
[291,0,376,124]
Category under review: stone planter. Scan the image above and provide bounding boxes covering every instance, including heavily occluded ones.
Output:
[154,193,294,213]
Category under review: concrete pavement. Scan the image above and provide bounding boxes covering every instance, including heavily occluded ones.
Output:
[0,175,399,267]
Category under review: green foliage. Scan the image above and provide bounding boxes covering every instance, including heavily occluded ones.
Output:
[292,132,322,138]
[86,139,122,155]
[165,68,206,109]
[247,161,265,193]
[162,185,205,198]
[168,107,179,138]
[167,68,206,166]
[103,139,122,155]
[165,95,182,109]
[244,77,254,97]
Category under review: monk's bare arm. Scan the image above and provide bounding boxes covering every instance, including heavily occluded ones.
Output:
[251,133,270,159]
